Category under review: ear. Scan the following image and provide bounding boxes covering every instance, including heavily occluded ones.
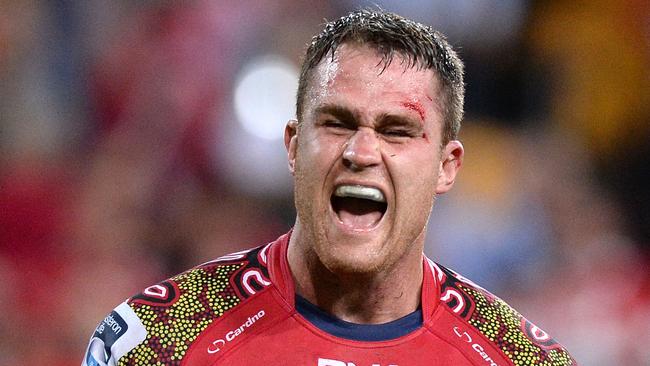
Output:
[284,119,299,175]
[435,140,464,194]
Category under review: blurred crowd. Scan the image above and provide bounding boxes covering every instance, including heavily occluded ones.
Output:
[0,1,648,365]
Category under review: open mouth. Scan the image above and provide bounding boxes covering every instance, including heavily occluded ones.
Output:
[331,185,387,230]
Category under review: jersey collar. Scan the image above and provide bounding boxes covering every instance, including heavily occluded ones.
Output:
[266,230,441,325]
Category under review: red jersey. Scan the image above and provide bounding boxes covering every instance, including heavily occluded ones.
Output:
[82,232,576,365]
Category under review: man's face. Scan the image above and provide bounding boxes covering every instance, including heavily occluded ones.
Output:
[286,43,463,274]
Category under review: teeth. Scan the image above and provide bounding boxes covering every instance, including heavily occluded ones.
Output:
[334,185,386,203]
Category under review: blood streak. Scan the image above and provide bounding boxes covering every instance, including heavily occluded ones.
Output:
[401,101,425,122]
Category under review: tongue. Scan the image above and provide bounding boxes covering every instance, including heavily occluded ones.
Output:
[335,197,384,229]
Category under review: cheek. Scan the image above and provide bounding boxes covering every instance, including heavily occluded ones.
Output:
[385,148,440,197]
[295,134,342,184]
[302,130,345,161]
[384,141,440,175]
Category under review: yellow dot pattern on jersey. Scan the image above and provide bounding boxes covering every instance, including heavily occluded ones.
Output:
[117,263,243,366]
[461,285,574,366]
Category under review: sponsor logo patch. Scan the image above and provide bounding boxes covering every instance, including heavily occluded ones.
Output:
[207,309,266,354]
[82,302,147,366]
[317,358,397,366]
[452,326,500,366]
[86,309,128,363]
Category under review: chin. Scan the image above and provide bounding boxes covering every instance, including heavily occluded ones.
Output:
[316,238,387,275]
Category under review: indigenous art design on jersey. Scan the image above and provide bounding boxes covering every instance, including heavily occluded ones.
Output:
[83,234,576,366]
[436,264,575,366]
[113,245,271,365]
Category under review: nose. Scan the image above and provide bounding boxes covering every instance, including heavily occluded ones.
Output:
[342,127,381,171]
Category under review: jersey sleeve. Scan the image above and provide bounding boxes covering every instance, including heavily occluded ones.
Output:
[80,243,273,366]
[432,261,577,365]
[81,302,148,366]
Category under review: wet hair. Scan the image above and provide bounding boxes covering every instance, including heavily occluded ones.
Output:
[296,9,465,144]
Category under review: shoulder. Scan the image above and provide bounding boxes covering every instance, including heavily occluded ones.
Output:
[430,261,577,366]
[82,243,274,366]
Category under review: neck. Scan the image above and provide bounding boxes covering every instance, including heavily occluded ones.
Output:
[287,224,424,324]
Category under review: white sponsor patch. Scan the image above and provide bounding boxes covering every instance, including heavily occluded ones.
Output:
[82,302,147,366]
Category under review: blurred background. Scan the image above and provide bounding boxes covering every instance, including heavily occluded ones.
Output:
[0,0,648,364]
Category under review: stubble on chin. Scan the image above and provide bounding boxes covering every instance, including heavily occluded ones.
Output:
[312,234,393,277]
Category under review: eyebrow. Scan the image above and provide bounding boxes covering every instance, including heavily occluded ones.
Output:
[312,104,358,123]
[313,103,423,130]
[376,112,424,130]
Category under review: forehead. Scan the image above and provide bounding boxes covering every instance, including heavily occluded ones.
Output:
[305,43,443,118]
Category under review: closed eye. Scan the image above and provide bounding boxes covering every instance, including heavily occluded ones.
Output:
[313,104,358,132]
[378,125,420,140]
[382,129,412,137]
[323,119,348,129]
[376,114,422,141]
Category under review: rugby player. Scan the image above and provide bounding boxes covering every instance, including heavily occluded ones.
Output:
[83,9,576,365]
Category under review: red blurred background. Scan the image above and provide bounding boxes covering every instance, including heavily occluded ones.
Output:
[0,1,648,365]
